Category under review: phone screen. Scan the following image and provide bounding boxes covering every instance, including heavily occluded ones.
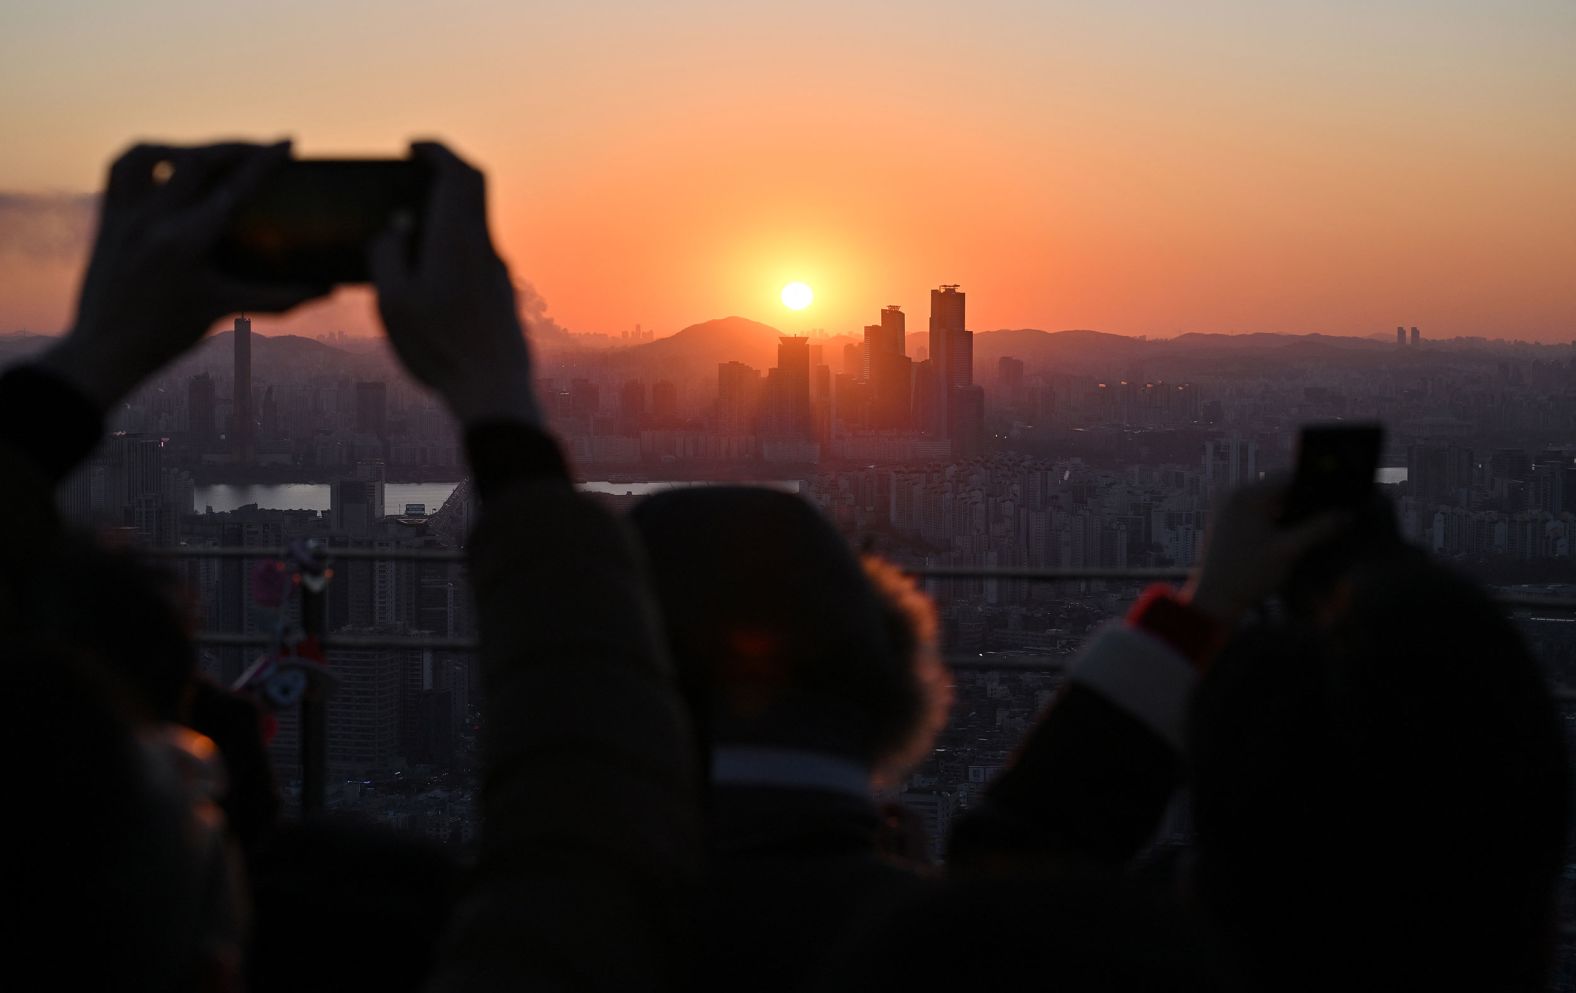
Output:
[1282,424,1385,523]
[215,159,430,285]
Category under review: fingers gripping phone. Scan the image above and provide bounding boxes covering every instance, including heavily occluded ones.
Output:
[1280,423,1403,608]
[1281,424,1385,524]
[215,159,432,284]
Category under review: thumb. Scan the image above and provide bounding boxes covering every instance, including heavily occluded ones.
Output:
[369,210,415,293]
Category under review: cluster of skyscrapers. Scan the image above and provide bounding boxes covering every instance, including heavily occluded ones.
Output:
[756,285,985,459]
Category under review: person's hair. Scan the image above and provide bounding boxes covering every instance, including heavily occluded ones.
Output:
[629,487,943,769]
[861,555,950,784]
[30,534,197,722]
[1189,552,1570,991]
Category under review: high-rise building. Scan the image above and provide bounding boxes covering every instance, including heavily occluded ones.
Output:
[1396,326,1407,347]
[843,342,864,379]
[929,286,969,431]
[187,373,216,444]
[857,305,911,431]
[998,356,1025,391]
[1410,326,1421,346]
[717,362,761,434]
[1408,442,1473,505]
[331,461,386,535]
[929,286,972,441]
[1204,436,1259,496]
[569,378,600,419]
[930,286,966,381]
[355,381,388,436]
[773,336,812,437]
[651,380,679,425]
[232,315,252,461]
[323,643,403,777]
[619,379,646,434]
[881,305,906,355]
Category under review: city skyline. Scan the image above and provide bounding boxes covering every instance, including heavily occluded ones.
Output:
[2,2,1574,341]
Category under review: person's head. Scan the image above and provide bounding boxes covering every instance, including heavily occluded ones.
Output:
[8,648,244,992]
[30,534,198,722]
[629,487,946,780]
[1189,553,1570,991]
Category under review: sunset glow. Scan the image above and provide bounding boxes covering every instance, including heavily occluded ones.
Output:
[0,2,1572,341]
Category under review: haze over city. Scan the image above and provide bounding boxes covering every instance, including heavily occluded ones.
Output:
[3,0,1574,342]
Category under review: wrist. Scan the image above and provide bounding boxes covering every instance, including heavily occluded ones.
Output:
[1128,584,1232,669]
[1180,575,1244,626]
[441,378,544,429]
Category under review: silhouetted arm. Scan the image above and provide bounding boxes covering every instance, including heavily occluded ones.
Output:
[0,140,326,619]
[370,142,700,993]
[948,598,1204,868]
[428,463,700,993]
[951,481,1348,870]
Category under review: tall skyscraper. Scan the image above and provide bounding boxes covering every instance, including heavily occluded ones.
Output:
[881,305,906,355]
[1396,325,1407,347]
[864,304,906,380]
[863,305,913,429]
[774,336,812,437]
[929,286,969,435]
[232,315,253,461]
[1410,326,1421,346]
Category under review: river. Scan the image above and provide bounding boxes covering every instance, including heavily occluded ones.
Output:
[191,479,801,515]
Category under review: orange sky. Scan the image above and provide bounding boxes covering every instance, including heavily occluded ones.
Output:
[2,1,1573,341]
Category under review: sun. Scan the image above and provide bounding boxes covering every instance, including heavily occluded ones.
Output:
[781,281,813,311]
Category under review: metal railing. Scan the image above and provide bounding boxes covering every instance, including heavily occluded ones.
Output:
[152,545,1576,614]
[143,543,1576,838]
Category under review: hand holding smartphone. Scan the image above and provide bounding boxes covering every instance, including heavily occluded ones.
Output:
[215,159,432,284]
[1280,424,1385,524]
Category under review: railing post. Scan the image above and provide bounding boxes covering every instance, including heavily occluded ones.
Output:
[292,541,331,816]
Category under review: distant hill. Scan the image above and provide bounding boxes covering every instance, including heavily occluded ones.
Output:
[0,332,53,367]
[1158,331,1387,353]
[203,329,350,376]
[624,316,787,373]
[972,329,1144,374]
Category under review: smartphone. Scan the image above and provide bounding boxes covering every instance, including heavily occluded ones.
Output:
[215,159,431,285]
[1281,423,1385,523]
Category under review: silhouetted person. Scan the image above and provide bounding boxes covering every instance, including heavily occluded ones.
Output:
[950,480,1347,871]
[630,488,948,993]
[22,537,283,850]
[1189,552,1570,992]
[5,650,244,992]
[3,138,703,993]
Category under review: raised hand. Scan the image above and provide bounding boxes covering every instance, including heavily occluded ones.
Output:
[39,141,329,409]
[1183,477,1350,624]
[370,142,542,427]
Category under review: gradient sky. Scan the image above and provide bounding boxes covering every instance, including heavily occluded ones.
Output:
[2,0,1573,341]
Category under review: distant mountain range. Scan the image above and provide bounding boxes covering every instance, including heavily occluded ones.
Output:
[543,318,1448,382]
[4,321,1567,392]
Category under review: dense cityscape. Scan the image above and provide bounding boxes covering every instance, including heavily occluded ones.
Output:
[2,287,1573,848]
